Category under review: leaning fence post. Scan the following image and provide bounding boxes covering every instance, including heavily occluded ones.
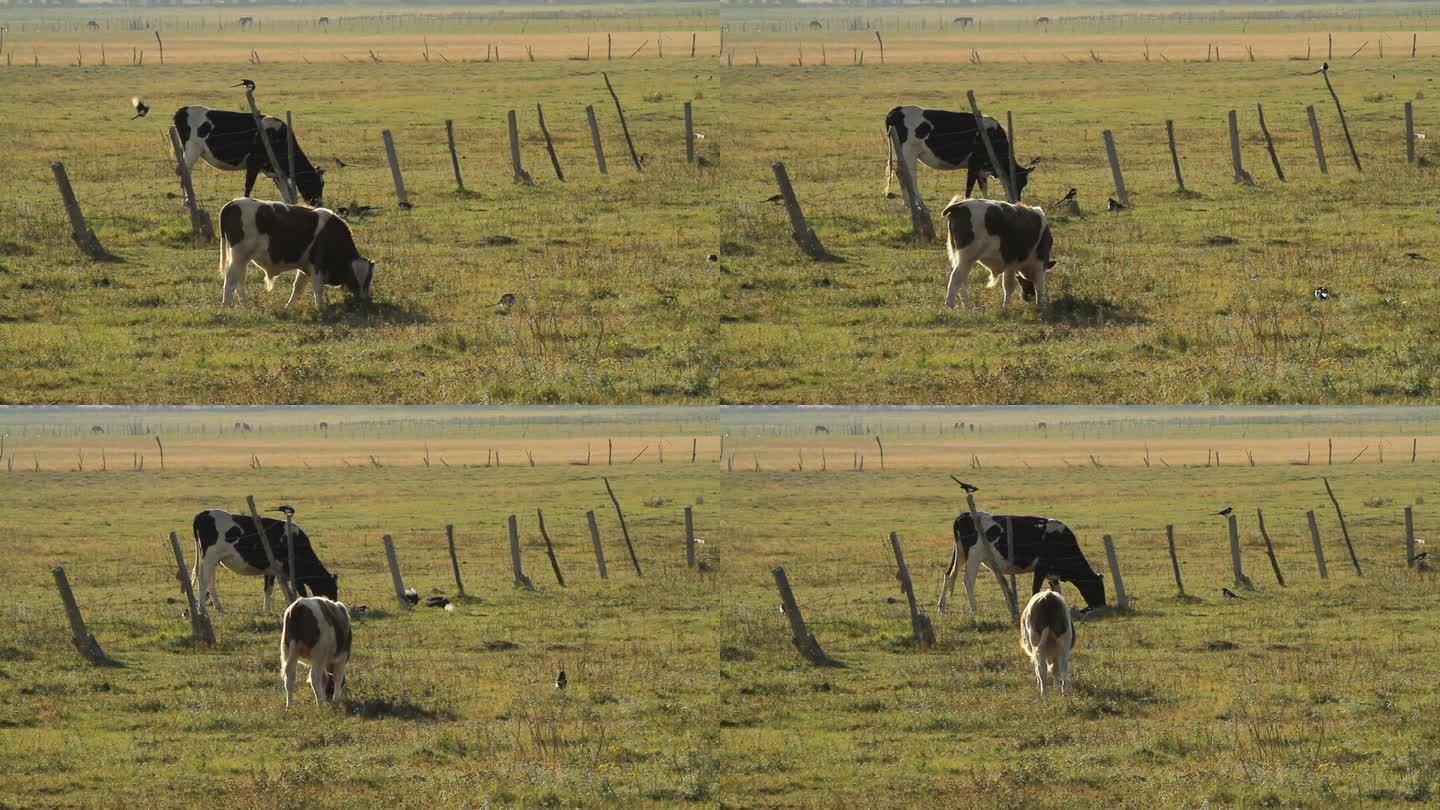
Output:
[536,103,564,181]
[1306,105,1328,175]
[684,101,696,164]
[1322,476,1363,576]
[1102,129,1129,206]
[887,126,935,242]
[1166,120,1185,191]
[167,128,215,241]
[244,89,294,204]
[51,162,108,258]
[967,90,1016,202]
[508,514,535,590]
[1321,66,1362,171]
[245,496,296,605]
[889,531,936,646]
[53,566,109,664]
[445,524,465,597]
[1166,524,1184,595]
[1228,110,1248,183]
[585,104,608,175]
[586,510,608,579]
[283,513,298,604]
[285,111,298,202]
[536,508,565,586]
[1256,508,1286,586]
[381,129,410,208]
[1405,505,1417,566]
[771,162,829,259]
[966,493,1018,622]
[773,566,829,664]
[1256,103,1285,181]
[168,531,215,644]
[1307,510,1329,578]
[445,120,465,191]
[602,72,643,171]
[507,110,532,184]
[383,534,412,609]
[1228,514,1254,590]
[684,505,697,568]
[602,476,643,576]
[1405,101,1416,165]
[1101,534,1130,610]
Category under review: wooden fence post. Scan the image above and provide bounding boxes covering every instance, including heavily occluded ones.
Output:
[283,513,298,604]
[1102,130,1129,206]
[155,436,165,471]
[874,31,884,65]
[1166,525,1184,595]
[1322,477,1363,575]
[168,531,215,644]
[887,126,935,242]
[53,566,109,664]
[383,534,412,608]
[1405,101,1416,164]
[536,508,565,586]
[966,493,1018,621]
[445,120,465,192]
[602,476,643,576]
[1256,103,1285,181]
[507,110,532,184]
[1307,510,1329,579]
[888,531,936,646]
[445,524,465,597]
[1320,67,1362,171]
[536,103,564,181]
[154,30,164,65]
[773,566,829,664]
[243,89,294,204]
[684,505,696,568]
[507,514,535,590]
[1405,505,1417,566]
[51,162,107,258]
[874,436,885,471]
[602,72,643,171]
[1006,110,1018,202]
[1228,514,1254,590]
[771,162,828,259]
[967,90,1015,202]
[167,127,215,241]
[585,104,607,175]
[285,111,298,202]
[586,510,608,579]
[381,129,410,207]
[245,496,296,606]
[1256,508,1285,586]
[684,101,696,164]
[1306,105,1328,175]
[1166,119,1185,191]
[1101,535,1129,610]
[1228,110,1248,183]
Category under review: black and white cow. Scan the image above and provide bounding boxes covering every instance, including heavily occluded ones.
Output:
[1020,586,1074,696]
[281,596,352,707]
[173,105,326,206]
[192,509,338,612]
[940,510,1106,613]
[218,198,374,308]
[941,196,1056,308]
[884,105,1039,200]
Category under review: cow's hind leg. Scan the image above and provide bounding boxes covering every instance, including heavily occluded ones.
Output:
[945,254,977,309]
[963,542,983,613]
[329,658,348,704]
[1001,270,1020,307]
[309,660,328,705]
[1035,655,1050,696]
[221,251,249,308]
[282,648,298,707]
[1056,648,1071,694]
[286,270,308,308]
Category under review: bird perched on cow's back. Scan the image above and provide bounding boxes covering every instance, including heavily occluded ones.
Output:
[130,97,149,120]
[268,504,296,518]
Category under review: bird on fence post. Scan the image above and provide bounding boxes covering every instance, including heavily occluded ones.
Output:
[949,475,979,493]
[1304,62,1330,76]
[268,504,295,518]
[234,78,256,91]
[1212,506,1233,517]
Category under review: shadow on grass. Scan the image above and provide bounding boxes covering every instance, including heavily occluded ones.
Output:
[343,694,455,722]
[1040,292,1146,327]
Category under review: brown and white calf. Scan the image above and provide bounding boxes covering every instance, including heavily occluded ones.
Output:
[1020,587,1075,696]
[281,596,352,707]
[218,198,374,308]
[940,197,1056,308]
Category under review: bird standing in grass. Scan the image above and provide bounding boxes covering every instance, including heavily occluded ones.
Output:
[493,293,516,307]
[1313,286,1331,301]
[555,670,567,690]
[1056,187,1077,206]
[130,98,149,120]
[1222,587,1245,600]
[1107,197,1127,212]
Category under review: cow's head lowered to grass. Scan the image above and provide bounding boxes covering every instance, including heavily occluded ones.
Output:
[941,511,1106,612]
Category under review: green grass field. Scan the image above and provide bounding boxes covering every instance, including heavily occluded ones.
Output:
[719,407,1440,807]
[0,407,720,807]
[0,11,719,405]
[718,15,1440,404]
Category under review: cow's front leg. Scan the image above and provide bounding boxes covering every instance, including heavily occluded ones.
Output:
[243,160,262,199]
[311,273,328,310]
[263,574,273,612]
[1001,270,1020,306]
[963,541,983,613]
[945,257,975,309]
[286,270,308,308]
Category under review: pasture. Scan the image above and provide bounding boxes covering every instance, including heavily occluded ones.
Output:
[718,7,1440,404]
[720,406,1440,807]
[0,5,719,405]
[0,406,720,807]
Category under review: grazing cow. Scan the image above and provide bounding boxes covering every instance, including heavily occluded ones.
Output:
[884,105,1039,200]
[172,105,326,206]
[815,425,830,434]
[317,16,330,25]
[808,20,822,31]
[281,596,351,707]
[218,198,374,308]
[238,16,254,28]
[86,20,100,30]
[940,510,1106,613]
[192,509,338,612]
[953,16,974,29]
[1035,16,1052,26]
[941,197,1056,308]
[1020,586,1074,696]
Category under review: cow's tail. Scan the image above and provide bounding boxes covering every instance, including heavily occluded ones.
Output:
[190,516,205,594]
[218,220,231,276]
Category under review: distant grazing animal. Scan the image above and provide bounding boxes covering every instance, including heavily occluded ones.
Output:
[815,425,830,434]
[238,16,254,28]
[1020,587,1074,696]
[941,510,1106,613]
[1035,16,1052,26]
[172,105,326,206]
[91,425,104,434]
[884,105,1039,200]
[953,16,974,29]
[808,20,822,31]
[192,508,338,612]
[940,197,1056,308]
[218,198,375,308]
[87,20,99,30]
[317,16,330,25]
[281,596,351,707]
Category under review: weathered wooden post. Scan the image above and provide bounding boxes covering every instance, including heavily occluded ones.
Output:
[1405,505,1417,566]
[967,90,1015,202]
[508,514,534,590]
[967,493,1018,621]
[1256,509,1285,586]
[1322,477,1363,576]
[507,110,532,184]
[1166,120,1185,191]
[1256,103,1285,181]
[168,531,215,644]
[1228,514,1254,590]
[1306,105,1328,175]
[1006,111,1018,201]
[243,89,294,204]
[536,103,564,181]
[602,72,643,171]
[602,476,643,576]
[1228,110,1248,183]
[283,512,298,604]
[889,531,936,646]
[684,101,696,164]
[1306,510,1329,578]
[1405,101,1416,165]
[586,510,608,579]
[245,496,296,605]
[445,524,465,597]
[381,129,410,207]
[684,505,697,568]
[1102,130,1129,206]
[167,127,215,241]
[771,162,828,259]
[53,566,109,664]
[585,105,607,175]
[383,533,412,608]
[445,120,465,191]
[874,436,885,471]
[887,126,935,242]
[1320,66,1362,171]
[536,508,565,586]
[773,566,829,664]
[285,111,298,202]
[1101,535,1129,610]
[51,162,108,258]
[1166,525,1184,595]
